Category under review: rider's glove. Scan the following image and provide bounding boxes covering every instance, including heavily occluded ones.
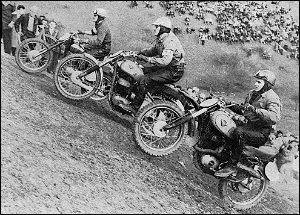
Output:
[244,103,256,113]
[137,54,149,62]
[77,30,85,35]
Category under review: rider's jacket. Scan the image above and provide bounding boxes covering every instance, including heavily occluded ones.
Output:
[231,89,282,129]
[85,20,111,53]
[140,32,185,67]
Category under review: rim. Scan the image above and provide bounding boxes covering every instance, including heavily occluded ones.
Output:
[18,41,50,71]
[225,169,266,206]
[138,105,183,152]
[56,57,98,98]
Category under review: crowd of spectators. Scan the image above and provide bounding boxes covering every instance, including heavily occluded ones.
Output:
[160,1,299,60]
[2,2,60,55]
[129,1,154,9]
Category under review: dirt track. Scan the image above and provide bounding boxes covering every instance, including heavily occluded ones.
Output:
[1,49,299,214]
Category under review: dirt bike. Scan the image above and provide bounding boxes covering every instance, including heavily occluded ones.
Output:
[15,31,81,74]
[134,91,280,210]
[53,50,193,116]
[15,31,111,101]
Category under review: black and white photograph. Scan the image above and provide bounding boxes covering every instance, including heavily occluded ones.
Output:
[1,1,299,214]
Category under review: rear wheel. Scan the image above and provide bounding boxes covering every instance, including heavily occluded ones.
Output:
[15,38,53,73]
[53,54,102,100]
[218,168,269,210]
[133,100,186,156]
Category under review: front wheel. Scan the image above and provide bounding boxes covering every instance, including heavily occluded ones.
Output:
[218,168,269,210]
[15,38,53,73]
[53,54,102,100]
[133,100,186,156]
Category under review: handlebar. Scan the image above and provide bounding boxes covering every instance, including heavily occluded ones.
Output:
[107,50,138,59]
[97,50,138,68]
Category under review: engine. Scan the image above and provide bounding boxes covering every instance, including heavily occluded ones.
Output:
[193,115,227,174]
[111,67,137,107]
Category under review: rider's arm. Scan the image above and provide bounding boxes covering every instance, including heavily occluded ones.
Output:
[147,49,173,66]
[87,24,107,46]
[255,96,281,125]
[82,27,95,35]
[140,46,158,57]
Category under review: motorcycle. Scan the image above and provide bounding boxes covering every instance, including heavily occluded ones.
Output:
[133,90,280,210]
[15,31,111,101]
[15,31,81,74]
[53,50,194,117]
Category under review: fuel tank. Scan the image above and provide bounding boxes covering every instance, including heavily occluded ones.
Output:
[118,60,144,82]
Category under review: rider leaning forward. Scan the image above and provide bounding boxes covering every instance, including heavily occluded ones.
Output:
[215,70,282,177]
[76,8,112,61]
[134,16,186,109]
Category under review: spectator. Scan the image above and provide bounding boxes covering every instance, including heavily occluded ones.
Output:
[2,1,16,55]
[46,20,59,38]
[130,1,138,8]
[14,6,43,41]
[46,20,60,73]
[10,5,25,56]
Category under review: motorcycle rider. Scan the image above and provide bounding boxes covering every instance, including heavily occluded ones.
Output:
[134,16,185,109]
[76,8,111,61]
[215,70,282,177]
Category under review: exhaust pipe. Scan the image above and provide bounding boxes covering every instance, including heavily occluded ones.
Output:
[194,145,222,157]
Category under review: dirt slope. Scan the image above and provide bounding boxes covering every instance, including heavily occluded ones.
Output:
[1,46,299,213]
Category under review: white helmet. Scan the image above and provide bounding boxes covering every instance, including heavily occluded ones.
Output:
[93,8,107,18]
[152,17,172,29]
[254,70,276,86]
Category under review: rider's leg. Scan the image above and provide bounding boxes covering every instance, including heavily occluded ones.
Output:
[215,126,269,177]
[134,66,183,109]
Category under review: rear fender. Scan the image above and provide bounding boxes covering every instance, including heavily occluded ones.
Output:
[150,85,198,137]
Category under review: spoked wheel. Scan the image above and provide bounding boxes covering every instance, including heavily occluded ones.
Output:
[133,100,186,156]
[15,38,53,73]
[53,54,102,100]
[90,72,112,101]
[218,168,269,210]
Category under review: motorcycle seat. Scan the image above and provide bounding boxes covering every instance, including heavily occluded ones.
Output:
[243,145,279,161]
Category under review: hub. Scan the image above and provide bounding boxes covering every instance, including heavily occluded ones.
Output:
[152,121,167,138]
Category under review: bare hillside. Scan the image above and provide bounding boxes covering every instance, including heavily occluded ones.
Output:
[1,1,299,214]
[1,44,299,215]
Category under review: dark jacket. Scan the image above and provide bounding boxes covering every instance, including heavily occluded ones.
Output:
[230,89,282,129]
[85,20,111,53]
[2,3,15,30]
[14,13,42,35]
